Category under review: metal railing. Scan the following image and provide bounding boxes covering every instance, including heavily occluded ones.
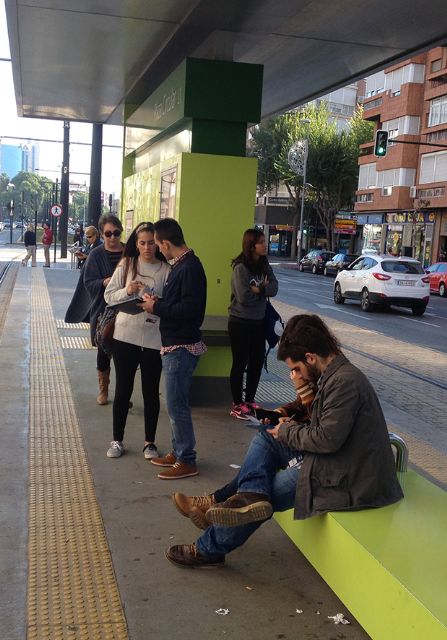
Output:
[389,432,408,472]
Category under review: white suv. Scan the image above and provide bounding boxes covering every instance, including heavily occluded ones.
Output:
[333,255,430,316]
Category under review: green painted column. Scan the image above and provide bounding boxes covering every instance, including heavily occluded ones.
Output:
[122,58,264,403]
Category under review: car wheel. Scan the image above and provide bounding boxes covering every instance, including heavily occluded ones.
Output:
[334,283,345,304]
[412,305,426,316]
[360,288,374,312]
[312,264,318,274]
[299,263,304,272]
[323,267,329,276]
[440,282,446,297]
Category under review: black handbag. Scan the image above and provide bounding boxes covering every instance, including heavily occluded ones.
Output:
[95,306,117,355]
[264,300,284,371]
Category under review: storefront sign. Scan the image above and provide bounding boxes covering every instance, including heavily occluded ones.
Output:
[334,215,357,235]
[386,211,436,224]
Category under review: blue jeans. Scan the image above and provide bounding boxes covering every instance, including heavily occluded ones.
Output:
[162,348,199,465]
[196,431,301,557]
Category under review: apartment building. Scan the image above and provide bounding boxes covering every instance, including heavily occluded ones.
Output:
[355,48,447,265]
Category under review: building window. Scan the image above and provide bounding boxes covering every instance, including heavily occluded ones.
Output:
[356,193,374,202]
[428,96,447,127]
[431,59,442,73]
[420,150,447,183]
[358,163,377,190]
[426,129,447,143]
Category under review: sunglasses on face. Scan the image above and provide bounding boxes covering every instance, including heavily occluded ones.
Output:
[104,230,122,238]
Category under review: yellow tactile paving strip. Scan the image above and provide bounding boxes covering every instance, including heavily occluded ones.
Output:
[28,270,128,640]
[56,320,90,330]
[60,336,94,350]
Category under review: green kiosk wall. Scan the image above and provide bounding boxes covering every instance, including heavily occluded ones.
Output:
[122,58,263,402]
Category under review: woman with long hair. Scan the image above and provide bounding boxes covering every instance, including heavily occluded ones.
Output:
[228,228,278,419]
[104,222,170,459]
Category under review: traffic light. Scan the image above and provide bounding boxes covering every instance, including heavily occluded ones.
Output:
[374,130,389,157]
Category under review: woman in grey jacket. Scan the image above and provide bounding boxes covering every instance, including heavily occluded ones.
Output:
[104,222,170,460]
[229,229,278,419]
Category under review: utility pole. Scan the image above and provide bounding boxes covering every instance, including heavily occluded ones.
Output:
[59,121,70,258]
[88,124,103,228]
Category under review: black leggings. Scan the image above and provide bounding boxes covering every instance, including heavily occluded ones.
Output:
[228,319,265,404]
[111,339,162,443]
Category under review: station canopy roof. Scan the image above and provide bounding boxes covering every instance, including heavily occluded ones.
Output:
[6,0,447,125]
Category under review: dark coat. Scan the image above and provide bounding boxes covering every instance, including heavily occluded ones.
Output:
[278,354,403,520]
[65,244,118,343]
[153,251,206,346]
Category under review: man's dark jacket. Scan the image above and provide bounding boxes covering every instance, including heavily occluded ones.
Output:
[153,250,206,346]
[278,354,403,519]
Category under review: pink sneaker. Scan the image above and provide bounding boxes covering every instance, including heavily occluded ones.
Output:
[246,401,261,410]
[229,403,253,420]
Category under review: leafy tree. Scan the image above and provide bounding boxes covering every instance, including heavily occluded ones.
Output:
[250,104,373,253]
[0,171,53,222]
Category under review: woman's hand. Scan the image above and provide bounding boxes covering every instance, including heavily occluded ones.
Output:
[250,285,262,294]
[103,277,111,287]
[126,280,144,295]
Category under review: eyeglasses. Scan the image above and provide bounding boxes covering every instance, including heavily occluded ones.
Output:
[104,230,122,238]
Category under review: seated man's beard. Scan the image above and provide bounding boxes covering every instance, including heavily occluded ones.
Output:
[306,363,321,384]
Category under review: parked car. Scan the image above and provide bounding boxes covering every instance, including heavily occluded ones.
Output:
[14,221,24,229]
[3,222,11,229]
[299,249,335,274]
[425,262,447,297]
[333,255,430,315]
[323,253,359,276]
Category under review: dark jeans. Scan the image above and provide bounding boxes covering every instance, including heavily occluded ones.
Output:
[197,431,300,558]
[97,347,111,372]
[162,348,199,465]
[111,339,162,443]
[228,318,265,404]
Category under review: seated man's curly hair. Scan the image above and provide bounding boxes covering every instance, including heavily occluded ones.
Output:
[277,314,341,363]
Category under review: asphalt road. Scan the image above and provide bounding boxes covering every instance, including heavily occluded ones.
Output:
[0,228,23,244]
[272,263,447,355]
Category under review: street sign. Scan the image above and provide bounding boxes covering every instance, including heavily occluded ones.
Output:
[50,204,63,217]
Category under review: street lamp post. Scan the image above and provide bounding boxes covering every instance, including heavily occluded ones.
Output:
[287,118,310,263]
[297,119,310,263]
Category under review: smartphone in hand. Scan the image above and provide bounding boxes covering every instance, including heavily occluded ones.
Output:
[254,408,281,426]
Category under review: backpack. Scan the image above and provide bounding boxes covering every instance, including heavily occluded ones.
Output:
[264,300,284,371]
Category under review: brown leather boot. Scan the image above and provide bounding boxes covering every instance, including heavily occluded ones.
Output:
[96,368,110,405]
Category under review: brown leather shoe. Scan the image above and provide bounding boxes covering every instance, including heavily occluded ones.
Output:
[150,452,177,467]
[158,462,198,479]
[172,492,215,530]
[206,492,272,527]
[165,543,225,568]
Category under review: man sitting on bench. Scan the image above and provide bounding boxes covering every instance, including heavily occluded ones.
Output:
[166,314,404,569]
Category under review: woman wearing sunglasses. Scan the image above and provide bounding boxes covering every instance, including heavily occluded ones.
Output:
[104,222,170,460]
[82,214,125,404]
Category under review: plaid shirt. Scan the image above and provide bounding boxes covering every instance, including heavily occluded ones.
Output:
[160,247,207,357]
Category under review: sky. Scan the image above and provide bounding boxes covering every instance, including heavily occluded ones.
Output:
[0,1,123,195]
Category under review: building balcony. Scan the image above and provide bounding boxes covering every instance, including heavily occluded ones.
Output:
[354,186,414,212]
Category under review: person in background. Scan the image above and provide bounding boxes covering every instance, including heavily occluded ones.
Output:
[74,226,101,268]
[42,221,53,268]
[140,218,207,480]
[72,228,84,268]
[65,214,124,405]
[22,223,37,267]
[104,222,170,460]
[228,228,278,420]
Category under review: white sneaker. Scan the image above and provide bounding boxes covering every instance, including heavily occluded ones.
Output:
[107,441,124,458]
[143,443,159,460]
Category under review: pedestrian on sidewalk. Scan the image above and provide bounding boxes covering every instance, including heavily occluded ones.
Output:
[65,214,124,405]
[74,225,101,269]
[165,314,403,569]
[104,222,170,460]
[228,228,278,420]
[42,221,53,267]
[22,224,37,267]
[140,218,207,480]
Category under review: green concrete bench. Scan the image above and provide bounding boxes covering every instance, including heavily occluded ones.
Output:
[274,437,447,639]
